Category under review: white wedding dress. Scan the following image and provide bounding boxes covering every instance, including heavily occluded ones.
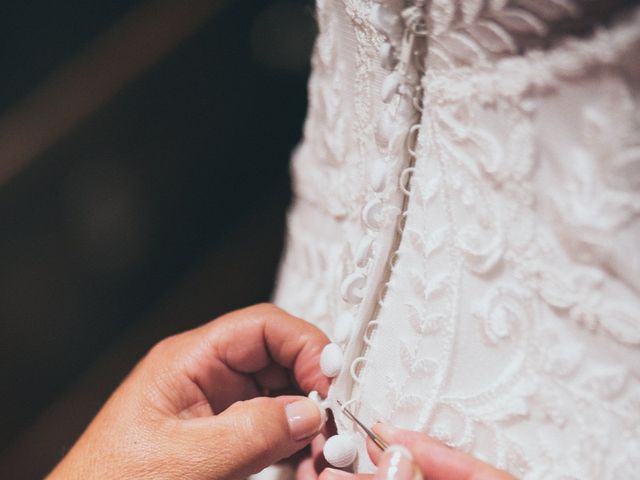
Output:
[272,1,640,478]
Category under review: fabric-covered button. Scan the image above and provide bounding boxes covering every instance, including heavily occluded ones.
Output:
[374,107,402,150]
[333,311,354,344]
[320,343,344,377]
[368,159,387,193]
[323,434,357,468]
[340,272,367,303]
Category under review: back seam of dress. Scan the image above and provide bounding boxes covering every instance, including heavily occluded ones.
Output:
[328,0,432,457]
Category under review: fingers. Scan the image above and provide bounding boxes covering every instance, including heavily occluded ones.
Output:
[295,420,333,479]
[311,432,331,474]
[297,457,317,480]
[367,424,516,480]
[137,306,333,477]
[319,470,372,480]
[183,395,325,479]
[372,446,420,480]
[254,363,292,394]
[146,304,331,413]
[192,304,331,409]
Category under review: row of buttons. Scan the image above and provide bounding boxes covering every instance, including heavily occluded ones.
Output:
[315,0,427,470]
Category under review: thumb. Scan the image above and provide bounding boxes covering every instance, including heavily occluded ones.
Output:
[185,396,324,479]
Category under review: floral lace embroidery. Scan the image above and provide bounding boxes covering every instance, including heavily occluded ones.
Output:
[274,1,640,478]
[352,23,640,478]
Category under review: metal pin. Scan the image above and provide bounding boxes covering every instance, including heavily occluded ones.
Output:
[337,401,389,451]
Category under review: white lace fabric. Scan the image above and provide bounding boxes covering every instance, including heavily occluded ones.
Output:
[273,2,640,478]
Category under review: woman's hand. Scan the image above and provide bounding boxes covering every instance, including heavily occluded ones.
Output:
[49,304,331,480]
[319,423,515,480]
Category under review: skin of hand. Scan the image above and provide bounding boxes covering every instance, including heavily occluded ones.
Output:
[317,423,516,480]
[48,304,331,480]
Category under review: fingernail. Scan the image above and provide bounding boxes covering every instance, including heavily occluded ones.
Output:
[373,422,401,439]
[322,468,354,480]
[376,445,420,480]
[286,398,322,441]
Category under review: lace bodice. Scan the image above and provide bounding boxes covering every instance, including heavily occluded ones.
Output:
[273,1,640,478]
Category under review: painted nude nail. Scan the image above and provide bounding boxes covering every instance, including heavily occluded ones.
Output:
[375,445,421,480]
[286,398,322,441]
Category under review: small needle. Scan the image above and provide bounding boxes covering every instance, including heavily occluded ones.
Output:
[337,401,389,451]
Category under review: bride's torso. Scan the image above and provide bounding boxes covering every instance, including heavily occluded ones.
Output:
[273,1,640,478]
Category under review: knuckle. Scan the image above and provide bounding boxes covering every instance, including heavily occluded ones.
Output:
[147,334,179,360]
[250,302,281,316]
[215,303,281,330]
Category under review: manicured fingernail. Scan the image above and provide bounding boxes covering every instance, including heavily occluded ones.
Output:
[373,422,401,438]
[376,445,420,480]
[286,398,322,441]
[322,468,354,480]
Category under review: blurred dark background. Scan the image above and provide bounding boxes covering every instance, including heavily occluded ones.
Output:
[0,0,315,476]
